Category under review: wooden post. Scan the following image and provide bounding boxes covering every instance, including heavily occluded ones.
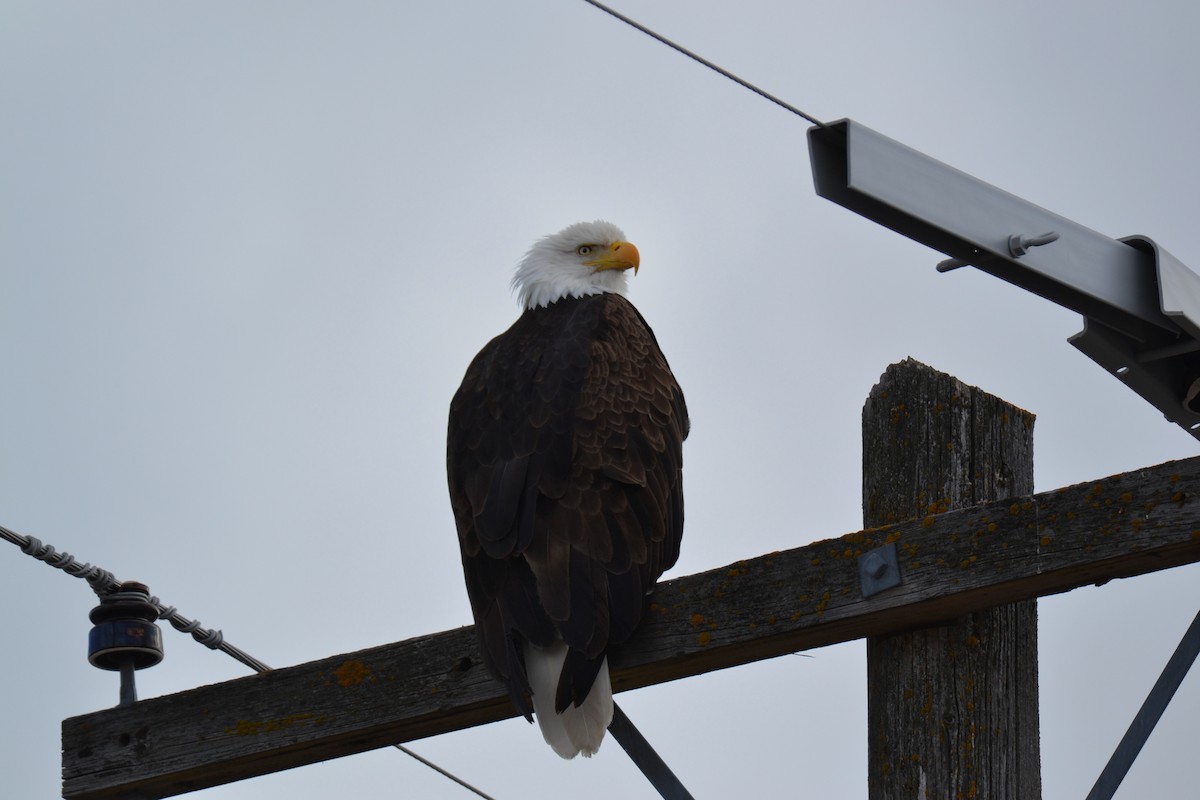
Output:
[863,359,1041,798]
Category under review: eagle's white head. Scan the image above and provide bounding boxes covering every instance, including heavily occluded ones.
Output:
[512,220,640,310]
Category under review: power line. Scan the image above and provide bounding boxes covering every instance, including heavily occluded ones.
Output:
[1,523,496,800]
[580,0,828,128]
[0,524,270,673]
[1,524,115,594]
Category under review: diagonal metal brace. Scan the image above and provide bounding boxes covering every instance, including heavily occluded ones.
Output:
[609,702,696,800]
[1085,608,1200,800]
[808,119,1200,440]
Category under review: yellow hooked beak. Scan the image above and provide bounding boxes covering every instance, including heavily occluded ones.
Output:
[584,241,640,275]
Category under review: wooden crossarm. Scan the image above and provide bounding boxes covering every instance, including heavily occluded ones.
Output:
[62,454,1200,799]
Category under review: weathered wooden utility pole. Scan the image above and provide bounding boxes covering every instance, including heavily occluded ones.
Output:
[863,359,1041,798]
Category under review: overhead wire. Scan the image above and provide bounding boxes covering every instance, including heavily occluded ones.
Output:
[0,523,496,800]
[580,0,828,128]
[0,524,270,673]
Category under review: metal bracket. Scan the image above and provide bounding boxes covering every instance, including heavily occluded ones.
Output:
[808,119,1200,440]
[858,542,901,598]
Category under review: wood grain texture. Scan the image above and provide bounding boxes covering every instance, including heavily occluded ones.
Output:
[63,450,1200,798]
[864,359,1040,799]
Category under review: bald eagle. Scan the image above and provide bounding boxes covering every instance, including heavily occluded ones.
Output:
[447,220,688,758]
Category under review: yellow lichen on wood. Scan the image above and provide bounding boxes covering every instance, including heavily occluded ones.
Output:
[814,591,831,615]
[333,660,373,688]
[227,713,318,737]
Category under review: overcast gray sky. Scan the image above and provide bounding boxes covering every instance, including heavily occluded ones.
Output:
[3,1,1199,798]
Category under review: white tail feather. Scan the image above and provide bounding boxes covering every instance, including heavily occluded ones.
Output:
[524,640,614,759]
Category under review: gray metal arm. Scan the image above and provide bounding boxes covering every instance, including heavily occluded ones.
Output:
[809,119,1200,439]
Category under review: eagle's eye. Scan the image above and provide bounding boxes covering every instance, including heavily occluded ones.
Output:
[576,245,593,256]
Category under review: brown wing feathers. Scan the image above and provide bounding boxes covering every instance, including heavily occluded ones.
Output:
[448,293,687,718]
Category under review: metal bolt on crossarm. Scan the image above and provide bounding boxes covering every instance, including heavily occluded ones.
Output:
[88,581,164,706]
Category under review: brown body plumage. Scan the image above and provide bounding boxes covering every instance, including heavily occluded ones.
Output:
[448,289,688,753]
